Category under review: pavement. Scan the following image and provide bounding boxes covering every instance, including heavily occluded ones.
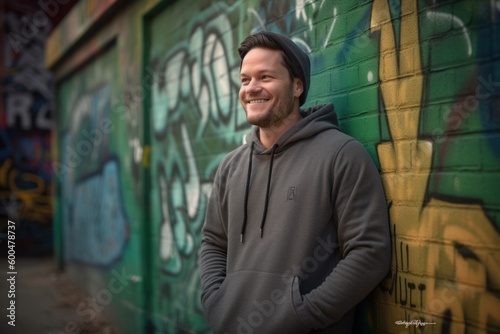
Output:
[0,257,119,334]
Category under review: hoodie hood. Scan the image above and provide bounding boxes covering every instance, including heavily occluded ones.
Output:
[246,104,339,153]
[240,103,339,242]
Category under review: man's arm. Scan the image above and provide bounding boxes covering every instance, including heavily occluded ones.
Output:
[297,139,391,329]
[199,172,228,311]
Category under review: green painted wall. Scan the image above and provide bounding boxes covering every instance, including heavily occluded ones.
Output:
[50,0,500,333]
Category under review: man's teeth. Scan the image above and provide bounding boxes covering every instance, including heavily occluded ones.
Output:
[249,99,267,104]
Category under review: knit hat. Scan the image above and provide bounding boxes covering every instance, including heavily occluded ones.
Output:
[243,31,311,106]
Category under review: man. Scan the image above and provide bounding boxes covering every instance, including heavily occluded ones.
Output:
[199,31,391,334]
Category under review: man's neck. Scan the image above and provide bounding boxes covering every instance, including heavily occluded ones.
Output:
[259,111,302,149]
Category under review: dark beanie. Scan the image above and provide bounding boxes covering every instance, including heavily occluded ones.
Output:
[244,31,311,106]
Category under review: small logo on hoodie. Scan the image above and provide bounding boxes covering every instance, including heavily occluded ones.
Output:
[286,187,298,202]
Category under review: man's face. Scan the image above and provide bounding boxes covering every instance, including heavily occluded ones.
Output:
[239,47,303,129]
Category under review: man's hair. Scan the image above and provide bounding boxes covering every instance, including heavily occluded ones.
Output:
[238,33,296,82]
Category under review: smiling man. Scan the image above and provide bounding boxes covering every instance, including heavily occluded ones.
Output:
[199,31,391,334]
[239,43,303,147]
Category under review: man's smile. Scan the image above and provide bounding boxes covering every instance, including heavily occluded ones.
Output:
[247,99,270,104]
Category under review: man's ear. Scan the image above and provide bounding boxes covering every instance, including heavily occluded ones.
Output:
[293,78,304,98]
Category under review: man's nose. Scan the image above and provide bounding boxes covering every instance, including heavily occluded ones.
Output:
[245,79,262,93]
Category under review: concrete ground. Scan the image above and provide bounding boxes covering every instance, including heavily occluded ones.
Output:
[0,257,119,334]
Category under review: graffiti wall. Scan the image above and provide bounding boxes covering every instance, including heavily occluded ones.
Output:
[147,3,244,331]
[53,33,148,329]
[49,0,499,333]
[1,0,55,255]
[370,0,500,332]
[56,77,128,266]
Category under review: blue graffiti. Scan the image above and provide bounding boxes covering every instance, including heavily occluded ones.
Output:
[60,83,129,266]
[67,159,128,266]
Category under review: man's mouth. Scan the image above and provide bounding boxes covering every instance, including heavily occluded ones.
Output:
[248,99,269,104]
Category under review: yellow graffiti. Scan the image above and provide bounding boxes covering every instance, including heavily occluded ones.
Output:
[0,159,52,224]
[419,201,500,333]
[142,144,151,168]
[370,0,500,332]
[371,0,423,142]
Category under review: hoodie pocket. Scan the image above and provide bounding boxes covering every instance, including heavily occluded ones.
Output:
[204,270,311,334]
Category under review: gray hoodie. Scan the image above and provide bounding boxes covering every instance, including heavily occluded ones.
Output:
[200,103,391,333]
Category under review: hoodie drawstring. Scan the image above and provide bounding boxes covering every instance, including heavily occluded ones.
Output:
[241,142,254,243]
[260,144,277,238]
[241,142,278,243]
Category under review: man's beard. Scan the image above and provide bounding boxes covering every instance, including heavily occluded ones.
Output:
[246,94,295,129]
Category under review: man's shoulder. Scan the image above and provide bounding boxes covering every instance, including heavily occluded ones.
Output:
[314,127,356,148]
[218,142,250,170]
